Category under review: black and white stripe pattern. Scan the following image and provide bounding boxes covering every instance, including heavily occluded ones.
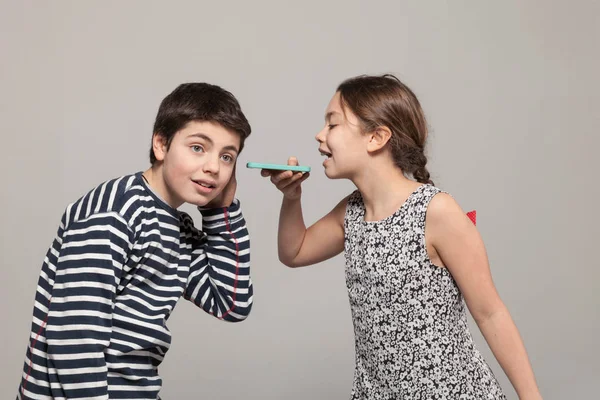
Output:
[17,172,253,399]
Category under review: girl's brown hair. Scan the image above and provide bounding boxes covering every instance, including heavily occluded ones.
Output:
[337,74,432,184]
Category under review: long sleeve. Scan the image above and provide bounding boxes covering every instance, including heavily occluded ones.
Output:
[19,211,132,399]
[183,199,253,322]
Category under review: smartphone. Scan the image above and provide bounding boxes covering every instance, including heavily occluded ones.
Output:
[246,162,311,173]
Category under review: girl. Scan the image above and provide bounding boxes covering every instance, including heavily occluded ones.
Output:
[262,74,541,399]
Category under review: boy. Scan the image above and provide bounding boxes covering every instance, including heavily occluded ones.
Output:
[17,83,253,399]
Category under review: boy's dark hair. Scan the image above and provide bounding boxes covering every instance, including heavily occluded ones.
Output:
[150,83,251,164]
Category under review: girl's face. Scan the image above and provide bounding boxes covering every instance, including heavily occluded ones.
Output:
[315,92,370,180]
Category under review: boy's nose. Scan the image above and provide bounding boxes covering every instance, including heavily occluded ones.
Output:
[202,156,220,174]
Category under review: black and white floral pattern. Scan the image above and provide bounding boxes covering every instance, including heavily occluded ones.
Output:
[344,185,505,399]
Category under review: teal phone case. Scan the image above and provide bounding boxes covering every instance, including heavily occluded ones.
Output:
[246,162,311,172]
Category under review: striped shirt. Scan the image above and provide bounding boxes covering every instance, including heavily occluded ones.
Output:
[17,172,253,399]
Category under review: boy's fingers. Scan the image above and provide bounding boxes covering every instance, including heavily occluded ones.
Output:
[260,169,271,177]
[229,170,237,185]
[288,157,299,166]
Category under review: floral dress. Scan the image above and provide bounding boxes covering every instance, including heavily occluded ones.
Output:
[344,184,505,399]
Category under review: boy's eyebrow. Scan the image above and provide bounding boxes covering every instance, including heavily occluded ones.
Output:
[188,133,239,153]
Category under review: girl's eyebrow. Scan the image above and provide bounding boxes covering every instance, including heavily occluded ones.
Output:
[325,111,341,122]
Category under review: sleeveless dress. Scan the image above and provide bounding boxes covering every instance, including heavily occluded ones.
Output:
[344,184,505,399]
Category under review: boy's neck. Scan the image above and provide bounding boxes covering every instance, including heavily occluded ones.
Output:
[142,165,183,209]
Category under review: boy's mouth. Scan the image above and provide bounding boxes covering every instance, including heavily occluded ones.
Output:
[192,179,216,192]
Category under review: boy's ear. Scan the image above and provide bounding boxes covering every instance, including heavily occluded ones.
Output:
[366,126,393,153]
[152,133,168,162]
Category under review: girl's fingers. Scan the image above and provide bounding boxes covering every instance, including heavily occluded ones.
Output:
[277,172,305,190]
[270,170,294,185]
[300,172,310,183]
[282,173,310,194]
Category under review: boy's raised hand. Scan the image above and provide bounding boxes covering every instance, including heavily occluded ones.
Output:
[261,156,310,200]
[204,164,237,208]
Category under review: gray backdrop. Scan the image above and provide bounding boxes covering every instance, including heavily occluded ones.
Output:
[2,1,598,399]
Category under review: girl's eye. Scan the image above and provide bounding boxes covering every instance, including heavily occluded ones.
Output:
[191,145,204,153]
[221,154,234,163]
[328,124,338,130]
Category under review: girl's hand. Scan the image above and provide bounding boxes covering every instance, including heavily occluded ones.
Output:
[261,157,310,200]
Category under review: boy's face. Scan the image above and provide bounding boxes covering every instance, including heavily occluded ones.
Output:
[153,121,240,208]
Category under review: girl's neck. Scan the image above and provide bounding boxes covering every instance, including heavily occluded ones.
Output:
[352,160,424,222]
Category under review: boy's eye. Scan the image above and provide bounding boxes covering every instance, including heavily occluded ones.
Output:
[191,145,204,153]
[221,154,234,163]
[328,124,338,130]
